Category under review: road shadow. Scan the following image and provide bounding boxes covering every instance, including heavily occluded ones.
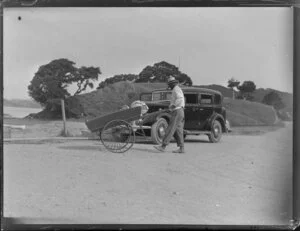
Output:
[184,139,210,143]
[135,137,210,144]
[129,147,160,154]
[3,217,80,227]
[58,144,165,155]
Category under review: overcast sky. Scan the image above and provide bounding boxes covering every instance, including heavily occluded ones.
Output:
[4,7,293,99]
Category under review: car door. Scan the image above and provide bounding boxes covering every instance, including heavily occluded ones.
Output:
[198,93,214,130]
[183,93,200,130]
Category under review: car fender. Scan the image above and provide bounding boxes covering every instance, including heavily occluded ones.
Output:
[141,110,171,125]
[156,112,171,123]
[208,112,226,132]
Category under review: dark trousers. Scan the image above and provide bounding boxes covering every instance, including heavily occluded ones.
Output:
[162,108,185,148]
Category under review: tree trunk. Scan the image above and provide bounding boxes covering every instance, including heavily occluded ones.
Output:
[61,99,67,136]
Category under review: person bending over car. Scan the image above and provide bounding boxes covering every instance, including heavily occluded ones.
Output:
[154,76,185,154]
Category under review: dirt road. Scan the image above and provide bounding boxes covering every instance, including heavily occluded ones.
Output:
[3,123,293,225]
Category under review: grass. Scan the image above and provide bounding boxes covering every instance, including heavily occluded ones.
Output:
[224,97,277,126]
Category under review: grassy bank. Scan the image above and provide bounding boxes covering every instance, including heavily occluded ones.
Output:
[75,82,278,126]
[224,97,277,126]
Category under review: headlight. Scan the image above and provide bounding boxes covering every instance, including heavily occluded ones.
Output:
[131,100,149,115]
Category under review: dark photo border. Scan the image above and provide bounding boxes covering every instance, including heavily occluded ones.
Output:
[1,0,299,230]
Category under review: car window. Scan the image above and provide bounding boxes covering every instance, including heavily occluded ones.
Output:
[165,92,172,100]
[152,91,172,101]
[199,94,213,104]
[140,93,152,101]
[185,94,198,104]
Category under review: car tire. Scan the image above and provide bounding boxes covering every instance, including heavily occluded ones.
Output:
[151,118,168,144]
[208,120,222,143]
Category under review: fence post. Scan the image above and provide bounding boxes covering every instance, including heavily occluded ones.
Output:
[61,99,67,136]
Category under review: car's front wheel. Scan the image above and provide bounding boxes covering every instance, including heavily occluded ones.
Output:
[208,120,222,143]
[151,118,168,144]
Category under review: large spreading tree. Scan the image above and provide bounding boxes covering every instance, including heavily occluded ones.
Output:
[135,61,193,86]
[97,61,193,90]
[97,74,138,89]
[28,58,101,111]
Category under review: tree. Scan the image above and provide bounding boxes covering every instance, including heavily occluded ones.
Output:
[136,61,193,86]
[97,74,138,89]
[97,61,193,90]
[262,91,285,110]
[28,58,101,111]
[227,77,240,99]
[237,81,256,100]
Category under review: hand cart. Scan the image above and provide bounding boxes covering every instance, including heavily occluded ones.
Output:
[85,106,145,153]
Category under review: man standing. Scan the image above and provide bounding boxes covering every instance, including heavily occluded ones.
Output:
[154,76,185,153]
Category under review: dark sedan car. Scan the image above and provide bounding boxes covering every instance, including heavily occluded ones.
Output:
[139,86,227,144]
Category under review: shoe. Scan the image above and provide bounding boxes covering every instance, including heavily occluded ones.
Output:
[154,145,165,152]
[172,148,185,154]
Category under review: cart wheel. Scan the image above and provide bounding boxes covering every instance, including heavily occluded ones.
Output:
[100,120,135,153]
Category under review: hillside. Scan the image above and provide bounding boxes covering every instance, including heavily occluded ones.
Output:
[72,82,166,119]
[69,81,279,126]
[223,97,277,126]
[195,85,292,116]
[27,78,291,126]
[252,88,293,114]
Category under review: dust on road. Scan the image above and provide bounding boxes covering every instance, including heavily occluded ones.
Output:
[3,123,293,225]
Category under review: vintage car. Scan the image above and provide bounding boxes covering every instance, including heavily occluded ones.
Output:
[138,86,227,144]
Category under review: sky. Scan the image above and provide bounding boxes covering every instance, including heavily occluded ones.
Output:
[4,7,293,99]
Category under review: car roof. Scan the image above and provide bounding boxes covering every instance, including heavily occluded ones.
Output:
[151,86,222,95]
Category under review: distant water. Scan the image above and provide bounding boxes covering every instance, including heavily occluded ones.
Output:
[4,106,42,118]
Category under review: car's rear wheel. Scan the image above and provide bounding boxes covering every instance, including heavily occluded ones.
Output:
[208,120,222,143]
[151,118,168,144]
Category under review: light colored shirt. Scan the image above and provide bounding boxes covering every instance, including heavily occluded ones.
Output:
[170,85,185,110]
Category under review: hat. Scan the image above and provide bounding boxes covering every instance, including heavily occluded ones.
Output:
[167,76,179,85]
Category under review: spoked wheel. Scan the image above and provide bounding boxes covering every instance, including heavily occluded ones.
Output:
[151,118,168,144]
[100,120,135,153]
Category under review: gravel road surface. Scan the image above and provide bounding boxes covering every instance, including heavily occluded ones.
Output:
[3,123,293,225]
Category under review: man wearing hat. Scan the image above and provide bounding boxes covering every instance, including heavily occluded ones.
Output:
[154,76,185,153]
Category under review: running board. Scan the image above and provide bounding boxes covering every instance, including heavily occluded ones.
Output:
[184,130,211,135]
